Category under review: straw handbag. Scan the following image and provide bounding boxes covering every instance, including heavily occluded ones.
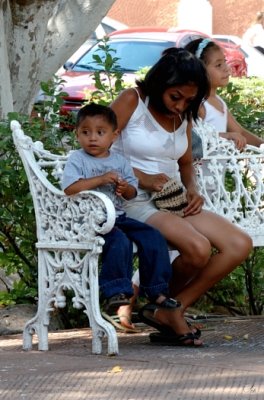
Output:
[152,178,188,217]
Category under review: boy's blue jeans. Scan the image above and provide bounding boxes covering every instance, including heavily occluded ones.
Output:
[99,213,172,300]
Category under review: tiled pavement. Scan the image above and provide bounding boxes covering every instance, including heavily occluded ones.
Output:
[0,316,263,399]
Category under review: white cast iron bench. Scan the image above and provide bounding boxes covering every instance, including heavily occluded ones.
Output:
[194,120,264,247]
[11,120,118,355]
[11,119,264,355]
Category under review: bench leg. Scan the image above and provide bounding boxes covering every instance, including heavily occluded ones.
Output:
[23,251,51,351]
[82,253,119,355]
[24,249,118,355]
[23,310,49,351]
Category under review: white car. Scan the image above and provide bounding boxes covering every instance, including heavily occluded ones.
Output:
[213,34,264,79]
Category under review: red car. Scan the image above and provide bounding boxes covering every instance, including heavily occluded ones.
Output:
[58,27,247,121]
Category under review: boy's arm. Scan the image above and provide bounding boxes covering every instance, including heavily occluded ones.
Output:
[62,152,121,196]
[64,171,121,195]
[64,176,106,195]
[115,155,138,200]
[115,179,137,200]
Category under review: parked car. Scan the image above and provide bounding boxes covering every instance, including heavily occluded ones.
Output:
[212,34,264,79]
[57,27,247,122]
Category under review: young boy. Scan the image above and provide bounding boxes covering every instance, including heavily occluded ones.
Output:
[62,103,179,325]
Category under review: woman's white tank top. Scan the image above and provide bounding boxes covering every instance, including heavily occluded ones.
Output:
[112,90,188,188]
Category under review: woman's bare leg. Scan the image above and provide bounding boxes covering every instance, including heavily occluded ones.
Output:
[146,210,253,336]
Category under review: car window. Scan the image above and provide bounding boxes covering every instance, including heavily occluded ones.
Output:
[73,40,175,72]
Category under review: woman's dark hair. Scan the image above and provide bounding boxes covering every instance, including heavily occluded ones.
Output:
[184,38,221,65]
[136,47,210,121]
[76,102,118,130]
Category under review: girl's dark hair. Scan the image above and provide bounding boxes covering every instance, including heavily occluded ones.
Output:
[76,102,118,130]
[184,38,221,65]
[136,47,210,121]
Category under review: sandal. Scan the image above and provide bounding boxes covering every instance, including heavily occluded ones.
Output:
[138,303,201,338]
[152,296,181,309]
[138,303,177,335]
[101,311,141,334]
[149,331,203,347]
[103,293,131,314]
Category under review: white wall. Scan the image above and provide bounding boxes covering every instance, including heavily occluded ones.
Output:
[177,0,212,34]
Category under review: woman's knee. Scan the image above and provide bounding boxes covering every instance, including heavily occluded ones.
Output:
[181,236,211,269]
[228,231,253,262]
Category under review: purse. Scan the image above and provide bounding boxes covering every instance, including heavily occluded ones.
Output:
[152,178,188,217]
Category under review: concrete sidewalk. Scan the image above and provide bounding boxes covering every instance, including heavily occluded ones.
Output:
[0,316,263,399]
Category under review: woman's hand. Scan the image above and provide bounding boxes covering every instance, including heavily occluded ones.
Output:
[184,188,204,216]
[147,173,169,192]
[135,169,169,192]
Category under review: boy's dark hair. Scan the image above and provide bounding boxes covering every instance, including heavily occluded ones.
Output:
[184,38,221,65]
[136,47,210,121]
[76,103,118,130]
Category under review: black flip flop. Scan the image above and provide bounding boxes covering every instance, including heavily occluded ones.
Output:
[138,303,201,338]
[138,303,176,335]
[149,331,203,347]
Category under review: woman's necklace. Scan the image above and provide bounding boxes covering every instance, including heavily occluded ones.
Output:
[173,113,182,133]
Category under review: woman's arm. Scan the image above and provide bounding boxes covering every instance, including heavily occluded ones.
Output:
[178,122,204,215]
[227,110,264,147]
[111,88,139,131]
[178,123,198,190]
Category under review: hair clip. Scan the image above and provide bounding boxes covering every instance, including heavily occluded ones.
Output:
[195,38,212,59]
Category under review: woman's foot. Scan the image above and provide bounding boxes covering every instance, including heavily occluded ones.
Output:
[139,304,203,346]
[154,307,203,345]
[149,331,202,346]
[185,317,205,331]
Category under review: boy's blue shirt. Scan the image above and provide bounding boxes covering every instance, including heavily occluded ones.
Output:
[62,149,138,215]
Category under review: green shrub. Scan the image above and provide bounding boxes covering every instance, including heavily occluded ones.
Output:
[218,77,264,137]
[0,77,75,306]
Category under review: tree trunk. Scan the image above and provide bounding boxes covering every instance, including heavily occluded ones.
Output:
[0,0,115,117]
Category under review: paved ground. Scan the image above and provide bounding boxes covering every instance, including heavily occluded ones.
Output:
[0,316,263,399]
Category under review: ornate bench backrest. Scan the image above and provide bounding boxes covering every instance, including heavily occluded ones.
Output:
[12,119,264,248]
[11,121,116,248]
[194,120,264,246]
